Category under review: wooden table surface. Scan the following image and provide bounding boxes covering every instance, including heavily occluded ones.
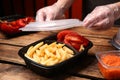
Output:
[0,26,119,80]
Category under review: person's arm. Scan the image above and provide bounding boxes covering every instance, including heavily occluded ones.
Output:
[107,2,120,20]
[55,0,74,12]
[36,0,74,22]
[83,2,120,31]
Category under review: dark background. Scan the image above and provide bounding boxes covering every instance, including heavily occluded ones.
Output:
[0,0,120,25]
[0,0,82,19]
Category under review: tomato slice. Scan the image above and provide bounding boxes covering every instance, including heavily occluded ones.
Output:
[25,17,35,22]
[70,42,81,50]
[10,21,17,26]
[64,33,84,50]
[82,38,89,47]
[0,22,20,34]
[16,17,35,28]
[57,30,89,51]
[64,33,84,43]
[16,19,27,27]
[57,30,77,42]
[0,17,35,34]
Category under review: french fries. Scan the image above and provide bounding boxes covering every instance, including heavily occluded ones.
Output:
[25,41,74,66]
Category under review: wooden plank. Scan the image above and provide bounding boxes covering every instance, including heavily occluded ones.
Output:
[0,32,53,46]
[0,44,104,79]
[0,27,118,55]
[66,55,104,79]
[71,27,118,39]
[0,32,5,39]
[0,42,103,79]
[0,63,90,80]
[78,59,104,79]
[0,26,119,79]
[0,44,24,64]
[0,63,49,80]
[89,45,116,55]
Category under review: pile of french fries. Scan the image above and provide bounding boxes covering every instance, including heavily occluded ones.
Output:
[25,41,74,66]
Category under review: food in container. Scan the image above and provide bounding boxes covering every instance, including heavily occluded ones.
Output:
[96,50,120,79]
[25,41,75,66]
[0,15,35,34]
[18,30,93,77]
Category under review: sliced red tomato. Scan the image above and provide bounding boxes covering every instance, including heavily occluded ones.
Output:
[0,22,20,34]
[57,30,77,42]
[0,23,2,30]
[16,17,34,28]
[25,17,35,22]
[0,17,35,34]
[70,42,81,51]
[16,19,26,27]
[82,38,89,47]
[64,33,84,50]
[64,33,84,44]
[10,21,17,26]
[57,30,89,51]
[64,38,81,50]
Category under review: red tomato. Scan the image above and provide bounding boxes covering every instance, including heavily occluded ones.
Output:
[0,17,35,34]
[57,30,89,51]
[0,23,2,30]
[64,33,84,50]
[16,17,34,28]
[25,17,35,22]
[82,38,89,47]
[64,33,84,43]
[57,30,77,42]
[10,21,17,26]
[70,42,81,50]
[0,22,20,34]
[16,19,26,27]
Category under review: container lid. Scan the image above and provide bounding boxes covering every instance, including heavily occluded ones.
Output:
[96,50,120,69]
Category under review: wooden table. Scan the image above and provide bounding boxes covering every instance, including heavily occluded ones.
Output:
[0,26,119,80]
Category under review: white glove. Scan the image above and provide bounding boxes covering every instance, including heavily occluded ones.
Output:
[36,3,65,22]
[83,4,120,30]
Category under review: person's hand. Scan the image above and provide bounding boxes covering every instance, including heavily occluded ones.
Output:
[83,4,119,31]
[36,3,65,22]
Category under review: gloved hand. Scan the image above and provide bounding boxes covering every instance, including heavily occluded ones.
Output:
[36,3,65,22]
[83,4,120,31]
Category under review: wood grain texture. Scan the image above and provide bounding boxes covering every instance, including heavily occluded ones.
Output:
[0,63,90,80]
[0,63,49,80]
[0,32,53,46]
[0,26,119,79]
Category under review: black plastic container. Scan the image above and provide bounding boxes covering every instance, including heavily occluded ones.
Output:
[0,14,25,21]
[18,34,93,77]
[0,15,35,37]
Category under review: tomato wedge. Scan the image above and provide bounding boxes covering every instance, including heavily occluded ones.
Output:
[57,30,77,42]
[57,30,89,51]
[0,22,20,34]
[0,17,35,34]
[16,17,35,28]
[64,33,84,43]
[64,33,84,50]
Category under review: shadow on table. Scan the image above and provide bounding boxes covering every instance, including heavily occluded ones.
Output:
[1,31,37,39]
[35,55,105,80]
